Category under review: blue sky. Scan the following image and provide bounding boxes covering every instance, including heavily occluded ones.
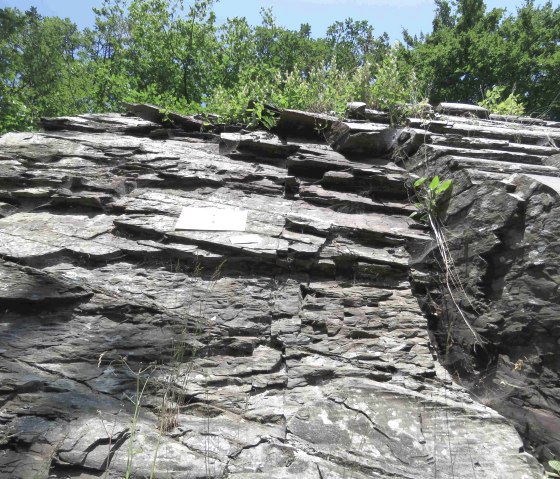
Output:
[0,0,551,41]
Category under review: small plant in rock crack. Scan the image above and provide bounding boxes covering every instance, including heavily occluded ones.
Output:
[410,176,485,348]
[409,176,453,224]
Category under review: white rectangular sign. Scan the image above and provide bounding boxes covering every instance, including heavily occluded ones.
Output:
[175,207,247,231]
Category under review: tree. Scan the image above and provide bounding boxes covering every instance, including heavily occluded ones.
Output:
[455,0,485,31]
[496,1,560,117]
[433,0,455,32]
[410,0,560,118]
[1,0,558,133]
[325,18,388,71]
[85,0,133,111]
[0,7,89,132]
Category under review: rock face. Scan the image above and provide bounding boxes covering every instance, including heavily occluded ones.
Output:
[405,111,560,464]
[0,109,545,478]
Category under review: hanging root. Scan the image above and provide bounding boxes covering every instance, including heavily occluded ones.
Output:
[428,213,486,349]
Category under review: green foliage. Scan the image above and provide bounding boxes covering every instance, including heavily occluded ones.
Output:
[326,19,389,72]
[371,45,429,125]
[0,97,35,134]
[478,85,525,116]
[125,0,219,106]
[548,460,560,478]
[206,60,358,125]
[204,65,279,125]
[245,100,278,130]
[0,7,91,131]
[124,83,193,115]
[410,176,454,223]
[0,0,558,133]
[279,60,359,115]
[410,0,559,118]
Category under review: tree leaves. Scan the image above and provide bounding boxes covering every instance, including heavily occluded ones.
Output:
[1,0,558,133]
[410,0,560,117]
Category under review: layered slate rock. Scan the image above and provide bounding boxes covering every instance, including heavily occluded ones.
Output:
[404,108,560,464]
[436,102,490,119]
[0,111,543,478]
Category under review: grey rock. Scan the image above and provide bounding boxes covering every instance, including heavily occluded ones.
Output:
[437,119,560,146]
[363,108,392,123]
[408,108,560,464]
[327,121,397,155]
[0,201,17,217]
[276,109,338,139]
[40,112,160,135]
[437,102,490,119]
[327,121,425,158]
[220,131,300,159]
[544,153,560,168]
[489,114,548,126]
[123,102,205,132]
[0,109,547,479]
[0,260,91,308]
[346,101,367,117]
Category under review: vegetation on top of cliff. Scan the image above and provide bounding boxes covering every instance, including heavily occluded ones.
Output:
[0,0,559,133]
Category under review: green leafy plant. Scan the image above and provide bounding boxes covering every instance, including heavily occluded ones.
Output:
[371,45,429,125]
[478,85,525,116]
[411,176,484,347]
[547,460,560,478]
[2,0,560,133]
[280,59,357,115]
[0,96,36,134]
[410,176,453,224]
[245,100,278,130]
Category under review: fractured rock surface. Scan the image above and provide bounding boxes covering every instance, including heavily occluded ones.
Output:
[406,111,560,465]
[0,110,544,478]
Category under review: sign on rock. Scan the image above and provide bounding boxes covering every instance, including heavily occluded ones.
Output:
[175,207,247,232]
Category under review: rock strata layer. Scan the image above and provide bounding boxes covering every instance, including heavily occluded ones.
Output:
[0,109,545,478]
